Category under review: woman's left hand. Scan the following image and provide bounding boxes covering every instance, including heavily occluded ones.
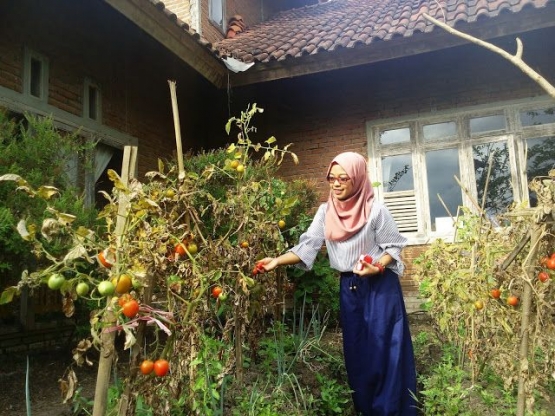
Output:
[353,260,382,276]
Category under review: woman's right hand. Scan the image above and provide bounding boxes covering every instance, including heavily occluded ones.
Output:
[256,257,279,273]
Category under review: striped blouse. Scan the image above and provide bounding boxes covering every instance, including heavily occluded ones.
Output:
[289,201,408,276]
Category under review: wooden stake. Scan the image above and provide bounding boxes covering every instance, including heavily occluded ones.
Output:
[168,80,185,180]
[92,145,137,416]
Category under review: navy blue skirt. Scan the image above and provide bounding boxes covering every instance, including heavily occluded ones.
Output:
[340,270,417,416]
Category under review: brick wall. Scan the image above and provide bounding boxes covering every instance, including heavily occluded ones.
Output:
[0,0,227,181]
[228,25,555,310]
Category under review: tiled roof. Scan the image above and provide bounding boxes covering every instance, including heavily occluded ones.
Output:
[214,0,553,64]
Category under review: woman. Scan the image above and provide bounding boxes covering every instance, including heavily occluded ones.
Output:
[258,152,417,415]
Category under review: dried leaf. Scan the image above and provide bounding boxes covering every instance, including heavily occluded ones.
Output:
[36,185,59,200]
[62,294,75,318]
[17,219,32,240]
[59,369,77,403]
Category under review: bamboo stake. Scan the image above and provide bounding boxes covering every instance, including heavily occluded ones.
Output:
[168,80,185,180]
[93,145,137,416]
[516,224,541,416]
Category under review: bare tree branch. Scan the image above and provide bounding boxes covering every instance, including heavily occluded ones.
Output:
[422,13,555,99]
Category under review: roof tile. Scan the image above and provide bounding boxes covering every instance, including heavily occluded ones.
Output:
[214,0,553,63]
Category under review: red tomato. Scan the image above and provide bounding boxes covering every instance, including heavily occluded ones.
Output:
[174,242,187,256]
[140,360,154,375]
[538,271,549,283]
[252,262,265,275]
[122,299,140,318]
[547,257,555,270]
[211,286,223,298]
[153,359,170,377]
[507,295,519,307]
[97,248,115,268]
[490,288,501,299]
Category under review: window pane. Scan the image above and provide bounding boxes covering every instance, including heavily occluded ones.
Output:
[470,115,505,135]
[425,148,461,231]
[382,154,413,192]
[380,127,410,145]
[520,108,555,127]
[30,58,42,97]
[88,86,98,120]
[423,121,456,141]
[525,136,555,207]
[210,0,224,26]
[473,141,512,216]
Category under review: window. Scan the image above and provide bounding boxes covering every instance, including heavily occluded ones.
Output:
[209,0,225,30]
[24,48,49,101]
[367,100,555,242]
[84,78,102,122]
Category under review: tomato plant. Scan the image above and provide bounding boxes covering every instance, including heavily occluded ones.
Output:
[153,359,169,377]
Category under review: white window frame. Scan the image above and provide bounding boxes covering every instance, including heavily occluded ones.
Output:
[366,97,555,245]
[23,47,49,101]
[83,77,102,123]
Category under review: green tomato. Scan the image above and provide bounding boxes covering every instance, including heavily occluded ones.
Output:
[76,282,90,297]
[218,292,228,301]
[47,274,65,290]
[97,280,115,296]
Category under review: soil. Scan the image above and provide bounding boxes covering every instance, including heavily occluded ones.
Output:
[0,314,434,416]
[0,347,97,416]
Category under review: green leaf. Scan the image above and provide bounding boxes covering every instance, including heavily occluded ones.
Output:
[0,286,18,304]
[225,119,233,135]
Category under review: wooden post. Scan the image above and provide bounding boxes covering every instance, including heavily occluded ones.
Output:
[168,80,185,180]
[516,224,541,416]
[92,145,137,416]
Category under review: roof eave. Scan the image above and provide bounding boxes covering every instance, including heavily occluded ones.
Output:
[105,0,228,88]
[227,6,555,87]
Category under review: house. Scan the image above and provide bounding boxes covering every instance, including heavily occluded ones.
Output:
[1,0,554,328]
[207,0,555,311]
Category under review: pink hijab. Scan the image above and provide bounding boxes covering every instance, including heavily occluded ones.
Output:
[325,152,374,241]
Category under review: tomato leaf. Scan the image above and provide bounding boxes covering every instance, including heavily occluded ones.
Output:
[0,286,18,304]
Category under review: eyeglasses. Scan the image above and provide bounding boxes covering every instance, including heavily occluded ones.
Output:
[326,175,351,184]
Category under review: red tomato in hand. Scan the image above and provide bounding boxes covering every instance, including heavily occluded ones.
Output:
[122,299,140,318]
[153,359,170,377]
[140,360,154,375]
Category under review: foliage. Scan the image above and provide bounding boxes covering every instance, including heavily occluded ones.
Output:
[0,104,332,414]
[0,109,97,288]
[285,211,341,326]
[414,171,555,414]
